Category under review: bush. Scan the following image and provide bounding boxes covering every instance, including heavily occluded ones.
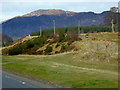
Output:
[2,42,10,47]
[45,46,52,54]
[58,31,65,42]
[39,37,46,45]
[52,33,59,43]
[61,43,67,52]
[65,34,71,41]
[33,37,46,46]
[33,38,40,45]
[46,34,50,38]
[8,45,23,55]
[67,30,78,41]
[26,40,34,49]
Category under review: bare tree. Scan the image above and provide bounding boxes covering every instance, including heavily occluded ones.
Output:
[104,7,118,26]
[110,7,118,13]
[111,19,115,32]
[78,20,80,39]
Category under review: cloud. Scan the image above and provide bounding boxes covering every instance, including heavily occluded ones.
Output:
[0,3,2,19]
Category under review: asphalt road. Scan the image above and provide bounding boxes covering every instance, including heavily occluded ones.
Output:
[2,71,56,88]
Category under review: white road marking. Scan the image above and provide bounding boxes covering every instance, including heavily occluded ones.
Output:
[5,75,11,79]
[19,81,26,84]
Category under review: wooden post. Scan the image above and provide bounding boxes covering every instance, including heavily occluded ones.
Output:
[53,20,55,35]
[78,20,80,39]
[111,19,114,32]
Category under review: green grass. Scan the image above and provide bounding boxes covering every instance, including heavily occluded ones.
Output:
[2,54,118,88]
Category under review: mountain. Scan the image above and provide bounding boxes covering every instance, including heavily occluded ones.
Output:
[2,9,108,38]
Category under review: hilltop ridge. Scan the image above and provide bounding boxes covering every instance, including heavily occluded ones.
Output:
[23,9,77,17]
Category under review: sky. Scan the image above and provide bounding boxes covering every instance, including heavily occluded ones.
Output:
[0,0,119,22]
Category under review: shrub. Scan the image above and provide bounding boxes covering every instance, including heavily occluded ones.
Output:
[2,42,10,47]
[26,40,34,49]
[8,45,23,55]
[67,30,78,41]
[33,37,46,46]
[45,46,52,54]
[52,33,59,43]
[33,38,40,45]
[65,34,71,41]
[50,33,55,38]
[58,31,65,42]
[61,43,67,52]
[46,34,50,38]
[38,37,46,45]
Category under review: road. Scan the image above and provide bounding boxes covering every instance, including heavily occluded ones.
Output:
[2,70,56,88]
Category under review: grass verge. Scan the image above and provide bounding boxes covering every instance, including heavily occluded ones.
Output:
[2,54,118,88]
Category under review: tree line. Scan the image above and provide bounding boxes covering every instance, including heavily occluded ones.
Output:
[31,25,119,37]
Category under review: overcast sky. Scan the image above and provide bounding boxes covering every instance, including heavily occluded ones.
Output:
[0,0,119,22]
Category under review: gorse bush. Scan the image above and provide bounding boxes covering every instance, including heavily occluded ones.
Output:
[65,34,71,41]
[61,43,68,52]
[33,38,40,45]
[8,45,23,55]
[33,37,46,46]
[2,42,10,47]
[58,31,65,42]
[38,37,46,45]
[45,46,52,54]
[26,40,34,49]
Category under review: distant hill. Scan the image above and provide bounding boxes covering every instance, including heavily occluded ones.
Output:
[2,9,108,38]
[0,34,13,47]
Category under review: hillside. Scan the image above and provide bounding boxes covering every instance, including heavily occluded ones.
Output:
[2,29,118,60]
[2,34,79,55]
[0,34,13,47]
[2,9,107,38]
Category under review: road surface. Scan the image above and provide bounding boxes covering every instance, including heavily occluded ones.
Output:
[2,70,57,88]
